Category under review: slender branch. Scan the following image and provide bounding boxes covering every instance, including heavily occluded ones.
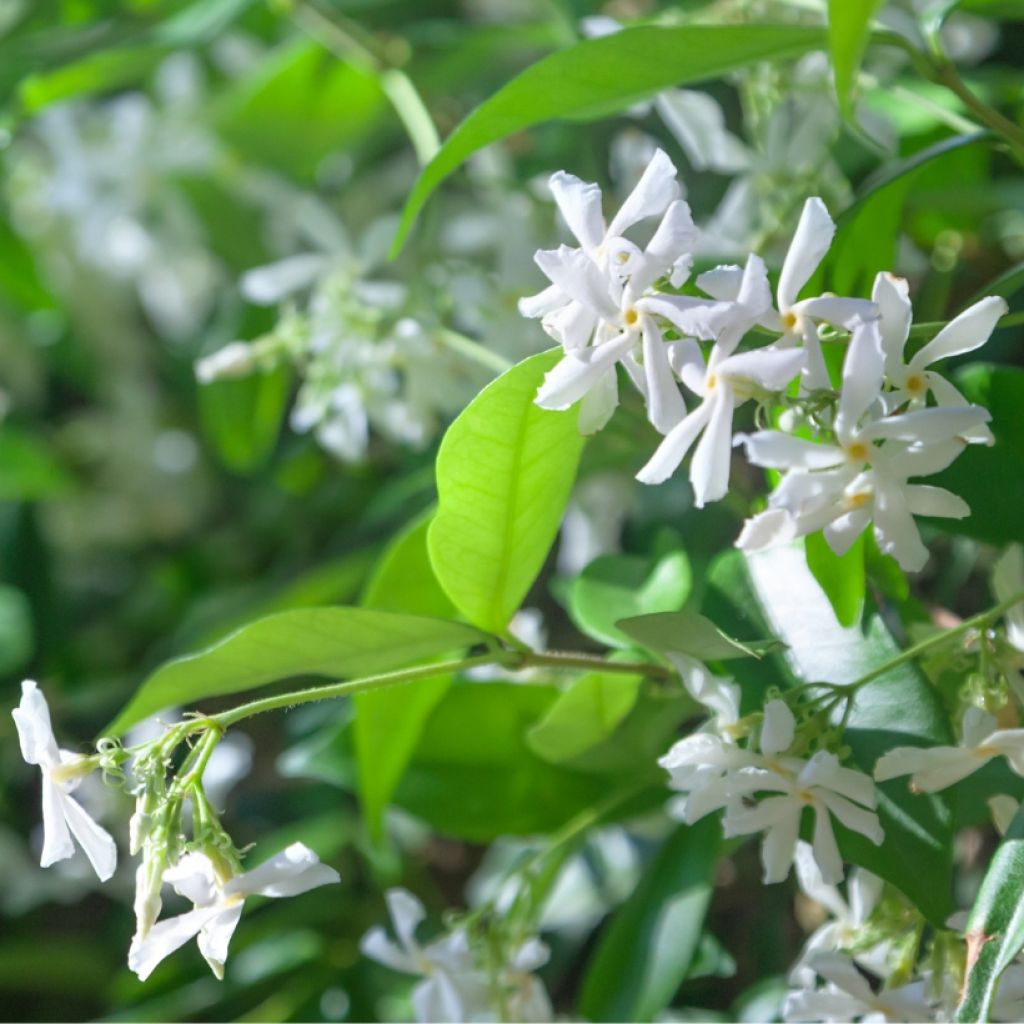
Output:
[845,589,1024,693]
[930,61,1024,160]
[526,649,672,680]
[436,327,514,374]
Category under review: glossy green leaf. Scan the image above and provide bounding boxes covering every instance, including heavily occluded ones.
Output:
[197,366,290,475]
[932,364,1024,545]
[709,546,955,925]
[955,804,1024,1022]
[393,25,828,251]
[429,350,585,634]
[579,819,721,1022]
[617,609,779,662]
[355,512,457,841]
[395,681,608,840]
[107,607,490,735]
[805,530,866,627]
[527,671,642,763]
[827,0,883,115]
[568,549,691,648]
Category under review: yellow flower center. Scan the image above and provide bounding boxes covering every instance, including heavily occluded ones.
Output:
[843,490,872,510]
[623,307,640,327]
[782,310,799,331]
[706,373,718,391]
[906,374,926,394]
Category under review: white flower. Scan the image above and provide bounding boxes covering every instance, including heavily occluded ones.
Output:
[873,706,1024,793]
[128,843,340,981]
[737,318,990,570]
[362,888,551,1022]
[873,272,1005,443]
[791,842,887,986]
[521,150,714,434]
[635,262,806,503]
[11,680,117,881]
[667,652,741,733]
[994,544,1024,653]
[697,198,877,390]
[784,953,932,1022]
[195,341,256,383]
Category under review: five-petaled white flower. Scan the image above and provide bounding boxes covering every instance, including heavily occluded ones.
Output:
[736,318,990,570]
[128,843,340,981]
[697,197,877,390]
[783,952,932,1023]
[521,150,720,434]
[362,887,552,1023]
[11,680,118,881]
[872,271,1004,443]
[873,706,1024,793]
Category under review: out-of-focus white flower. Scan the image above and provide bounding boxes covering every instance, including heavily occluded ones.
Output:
[791,842,887,986]
[361,888,552,1022]
[698,198,877,390]
[873,272,1004,443]
[128,844,339,981]
[783,952,932,1022]
[11,680,117,881]
[195,341,257,384]
[662,701,883,884]
[874,707,1024,793]
[737,318,989,570]
[668,652,740,733]
[994,545,1024,653]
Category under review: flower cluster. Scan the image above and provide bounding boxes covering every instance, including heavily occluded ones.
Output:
[520,151,1005,571]
[10,681,339,982]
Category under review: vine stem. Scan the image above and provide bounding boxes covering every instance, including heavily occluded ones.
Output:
[209,649,669,730]
[843,588,1024,694]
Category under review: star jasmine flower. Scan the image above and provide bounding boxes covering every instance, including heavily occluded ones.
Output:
[873,271,1005,443]
[667,652,741,733]
[521,151,718,434]
[11,680,117,881]
[873,707,1024,793]
[128,843,340,981]
[791,842,887,986]
[736,319,990,570]
[697,198,877,390]
[783,952,932,1023]
[635,260,806,503]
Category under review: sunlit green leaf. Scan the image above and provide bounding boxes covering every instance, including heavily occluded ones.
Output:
[827,0,883,116]
[617,609,779,662]
[805,530,865,627]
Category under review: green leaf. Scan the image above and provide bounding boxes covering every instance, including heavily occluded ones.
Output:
[355,512,457,841]
[0,584,34,676]
[568,549,691,648]
[395,681,609,840]
[579,819,721,1022]
[827,0,883,115]
[527,671,642,763]
[708,546,955,925]
[955,804,1024,1022]
[197,366,290,475]
[617,609,779,662]
[393,24,828,251]
[0,427,72,501]
[107,607,490,735]
[429,350,585,634]
[805,530,865,627]
[932,364,1024,545]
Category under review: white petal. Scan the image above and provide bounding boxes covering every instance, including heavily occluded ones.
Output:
[630,199,697,295]
[128,905,221,981]
[762,809,802,883]
[518,284,565,319]
[761,699,796,756]
[641,294,736,342]
[548,171,605,253]
[800,752,876,808]
[689,389,735,507]
[778,198,835,310]
[848,869,883,925]
[697,264,743,301]
[735,508,798,551]
[533,246,619,321]
[872,273,912,378]
[197,903,244,979]
[738,431,844,471]
[912,295,1007,367]
[823,507,871,557]
[59,790,118,881]
[39,777,74,868]
[811,806,844,885]
[241,253,327,304]
[541,300,598,352]
[719,347,804,391]
[986,730,1024,776]
[606,148,679,237]
[904,484,969,519]
[884,439,966,478]
[860,405,990,444]
[577,366,619,434]
[641,319,687,434]
[386,888,426,956]
[873,745,984,791]
[231,842,340,898]
[361,926,419,974]
[817,792,884,846]
[725,795,800,837]
[12,680,60,768]
[794,841,848,918]
[963,707,1000,747]
[535,332,635,410]
[795,296,878,331]
[165,852,219,907]
[924,373,993,444]
[653,90,750,173]
[736,253,775,318]
[836,320,885,438]
[872,477,929,572]
[636,401,713,485]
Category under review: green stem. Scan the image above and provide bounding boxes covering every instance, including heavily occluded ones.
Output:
[845,589,1024,694]
[436,327,514,374]
[930,60,1024,160]
[210,647,671,730]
